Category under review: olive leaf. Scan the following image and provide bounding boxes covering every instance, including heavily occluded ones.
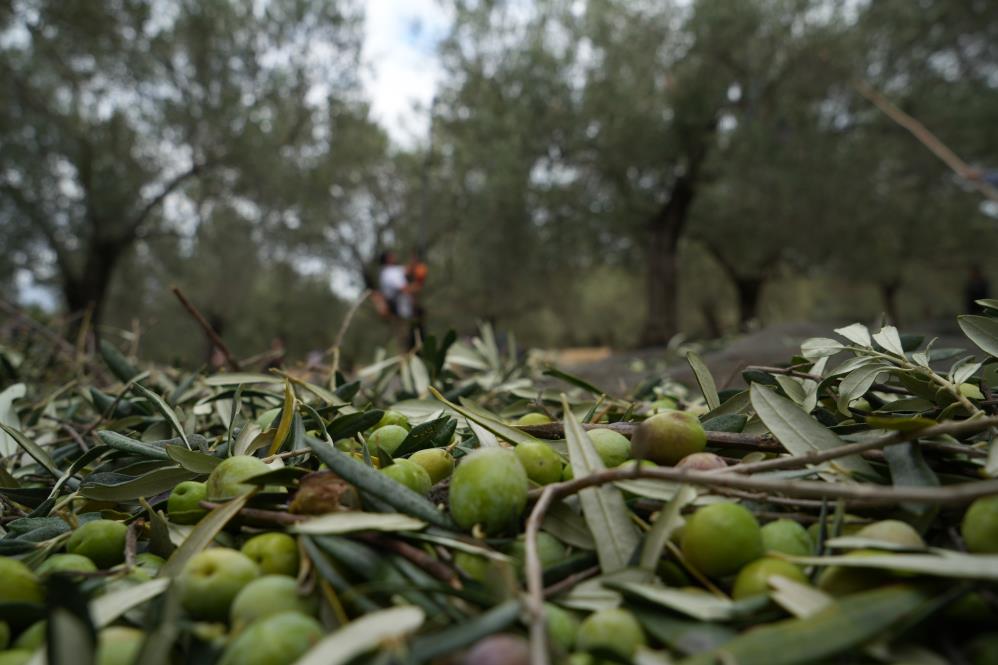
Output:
[296,606,425,665]
[562,395,640,574]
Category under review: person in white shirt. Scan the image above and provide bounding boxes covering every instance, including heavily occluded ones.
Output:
[376,250,414,319]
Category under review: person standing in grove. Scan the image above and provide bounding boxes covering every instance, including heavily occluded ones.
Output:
[374,249,419,349]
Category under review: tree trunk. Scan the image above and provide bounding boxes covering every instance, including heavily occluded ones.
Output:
[734,277,765,330]
[62,238,125,329]
[639,175,697,347]
[881,281,901,325]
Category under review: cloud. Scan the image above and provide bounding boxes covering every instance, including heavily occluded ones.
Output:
[362,1,450,148]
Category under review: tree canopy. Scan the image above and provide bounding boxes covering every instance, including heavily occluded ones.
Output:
[1,0,996,362]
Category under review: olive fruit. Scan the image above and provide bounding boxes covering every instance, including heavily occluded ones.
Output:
[409,448,455,484]
[381,458,432,495]
[576,608,645,660]
[230,575,316,629]
[179,548,260,621]
[207,455,270,501]
[168,480,209,524]
[586,428,631,468]
[241,532,299,577]
[680,503,763,578]
[760,519,813,557]
[449,448,528,534]
[368,425,409,456]
[514,441,563,485]
[962,496,998,554]
[732,558,809,599]
[66,519,127,569]
[631,411,706,465]
[218,611,323,665]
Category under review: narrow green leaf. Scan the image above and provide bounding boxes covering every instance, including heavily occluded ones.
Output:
[467,420,500,448]
[46,575,96,665]
[133,383,190,449]
[750,384,875,477]
[164,445,220,474]
[407,600,520,663]
[295,606,425,665]
[562,396,640,574]
[701,414,747,433]
[639,485,696,571]
[864,415,936,431]
[632,608,736,656]
[617,583,763,621]
[159,492,252,578]
[677,585,932,665]
[0,422,61,478]
[788,551,998,579]
[542,501,596,550]
[959,315,998,358]
[203,373,282,386]
[429,387,540,445]
[90,579,170,627]
[97,430,170,461]
[774,375,807,405]
[836,363,889,414]
[543,366,606,396]
[99,340,141,383]
[393,416,457,457]
[686,352,720,410]
[268,381,296,456]
[291,512,426,535]
[305,436,454,529]
[326,410,384,441]
[80,466,198,501]
[768,576,834,618]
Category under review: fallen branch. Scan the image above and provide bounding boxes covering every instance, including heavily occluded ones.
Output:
[171,287,241,371]
[524,449,998,662]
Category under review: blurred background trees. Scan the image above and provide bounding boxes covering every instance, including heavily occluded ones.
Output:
[2,0,996,364]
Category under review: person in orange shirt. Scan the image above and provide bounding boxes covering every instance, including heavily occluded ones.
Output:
[405,252,428,348]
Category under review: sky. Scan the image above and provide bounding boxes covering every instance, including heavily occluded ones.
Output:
[361,1,450,147]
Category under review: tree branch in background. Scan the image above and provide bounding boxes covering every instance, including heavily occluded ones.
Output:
[854,81,998,204]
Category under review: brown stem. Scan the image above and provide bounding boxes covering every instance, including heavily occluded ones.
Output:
[171,287,241,371]
[355,533,458,588]
[525,485,557,665]
[728,415,998,475]
[543,565,600,599]
[526,461,998,506]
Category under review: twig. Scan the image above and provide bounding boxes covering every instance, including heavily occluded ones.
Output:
[327,289,371,380]
[518,421,771,448]
[728,415,998,476]
[542,565,600,599]
[854,81,998,204]
[171,287,241,371]
[199,501,305,525]
[525,484,557,665]
[354,533,459,587]
[526,460,998,507]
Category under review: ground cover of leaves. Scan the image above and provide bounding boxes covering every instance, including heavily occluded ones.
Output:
[3,313,998,665]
